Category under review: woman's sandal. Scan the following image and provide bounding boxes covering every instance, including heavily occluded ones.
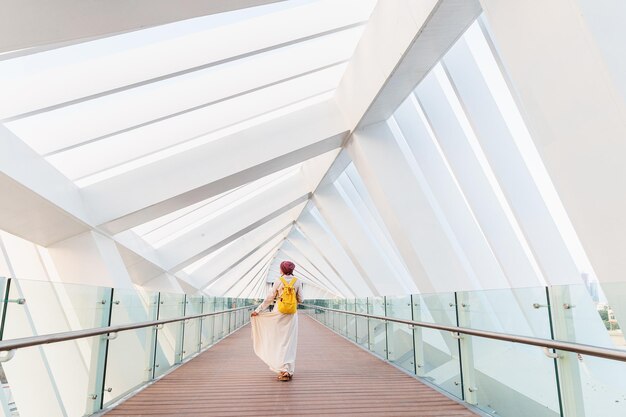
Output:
[277,372,292,381]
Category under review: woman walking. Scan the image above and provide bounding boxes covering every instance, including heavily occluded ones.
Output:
[251,260,303,381]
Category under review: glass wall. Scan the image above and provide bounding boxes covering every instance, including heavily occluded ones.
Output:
[0,277,255,417]
[306,283,626,417]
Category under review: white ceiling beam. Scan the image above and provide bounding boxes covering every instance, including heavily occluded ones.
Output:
[83,100,347,233]
[159,171,309,270]
[0,125,90,245]
[197,231,287,291]
[335,0,481,130]
[166,198,307,273]
[297,209,372,297]
[212,239,281,296]
[278,241,346,296]
[0,0,284,55]
[236,257,274,299]
[192,222,292,289]
[271,248,339,296]
[285,228,355,297]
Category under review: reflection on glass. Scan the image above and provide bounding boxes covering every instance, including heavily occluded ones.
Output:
[368,297,386,358]
[413,293,463,399]
[457,288,560,416]
[182,296,203,360]
[154,293,185,378]
[2,279,111,416]
[346,299,357,342]
[355,298,369,347]
[551,284,626,417]
[386,296,414,373]
[103,288,159,407]
[200,296,215,348]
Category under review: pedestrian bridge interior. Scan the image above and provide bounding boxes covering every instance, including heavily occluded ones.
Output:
[0,0,625,416]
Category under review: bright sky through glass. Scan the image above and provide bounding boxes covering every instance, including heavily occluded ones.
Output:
[0,0,376,188]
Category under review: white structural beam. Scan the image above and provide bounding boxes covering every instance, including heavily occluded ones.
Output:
[208,237,281,296]
[443,31,581,286]
[313,184,406,296]
[280,237,348,296]
[289,225,357,297]
[193,222,292,290]
[236,259,272,299]
[349,121,479,292]
[415,67,543,289]
[274,247,340,296]
[479,0,626,326]
[0,0,283,55]
[391,100,510,290]
[162,195,308,273]
[46,231,135,289]
[0,125,90,245]
[157,170,309,270]
[83,100,347,233]
[335,0,481,130]
[297,209,372,297]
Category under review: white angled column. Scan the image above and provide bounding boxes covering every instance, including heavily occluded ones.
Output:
[479,0,626,320]
[443,26,582,286]
[415,66,543,288]
[349,121,479,293]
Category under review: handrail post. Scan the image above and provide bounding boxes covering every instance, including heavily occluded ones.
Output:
[177,295,187,365]
[85,286,113,415]
[455,291,477,405]
[549,286,586,417]
[411,294,425,377]
[148,292,161,380]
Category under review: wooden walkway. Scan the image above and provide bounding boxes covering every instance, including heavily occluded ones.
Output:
[106,315,476,416]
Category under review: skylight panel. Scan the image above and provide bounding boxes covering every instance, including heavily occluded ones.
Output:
[150,166,302,248]
[6,26,362,157]
[135,164,303,248]
[0,0,375,120]
[72,90,333,187]
[129,188,241,238]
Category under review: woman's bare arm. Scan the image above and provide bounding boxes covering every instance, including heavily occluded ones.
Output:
[254,280,281,313]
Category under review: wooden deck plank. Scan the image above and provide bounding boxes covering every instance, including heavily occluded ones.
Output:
[106,315,476,416]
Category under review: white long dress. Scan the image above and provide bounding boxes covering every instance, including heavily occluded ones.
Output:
[251,277,303,375]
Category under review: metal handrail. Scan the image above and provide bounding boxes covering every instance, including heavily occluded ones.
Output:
[301,304,626,362]
[0,305,255,352]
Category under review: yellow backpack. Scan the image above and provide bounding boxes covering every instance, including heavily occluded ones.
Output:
[277,276,298,314]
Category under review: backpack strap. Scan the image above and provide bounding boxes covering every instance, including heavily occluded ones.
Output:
[280,276,288,286]
[288,277,297,287]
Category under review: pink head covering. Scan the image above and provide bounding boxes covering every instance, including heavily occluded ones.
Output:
[280,260,296,276]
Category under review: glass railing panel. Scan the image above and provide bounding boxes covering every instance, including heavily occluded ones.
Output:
[329,300,339,331]
[368,297,387,358]
[550,283,626,417]
[3,335,111,417]
[413,292,463,399]
[200,296,215,348]
[326,299,333,327]
[213,298,225,341]
[220,298,231,337]
[313,300,326,325]
[103,287,159,407]
[4,279,111,337]
[463,335,561,417]
[1,279,111,416]
[355,298,369,348]
[386,295,414,373]
[153,292,185,378]
[457,287,560,416]
[338,299,348,336]
[346,299,357,342]
[182,295,203,360]
[458,286,552,338]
